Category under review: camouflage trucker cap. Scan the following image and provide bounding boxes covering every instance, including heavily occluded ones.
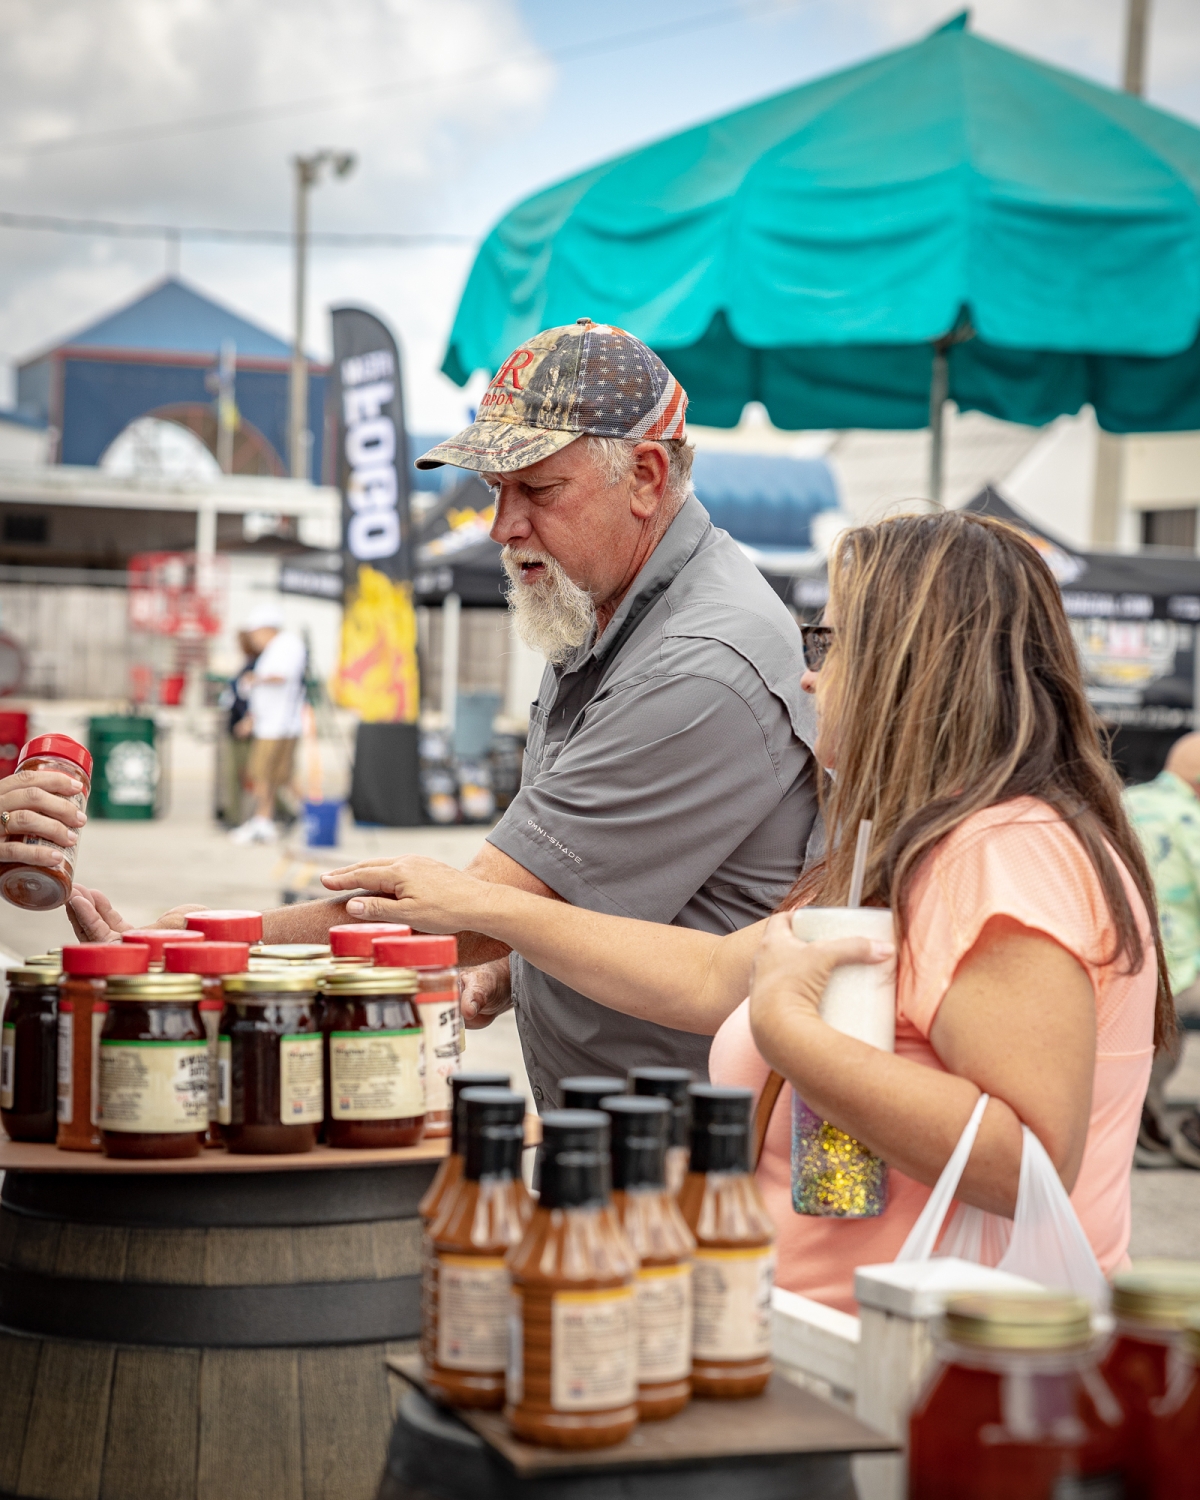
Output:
[416,318,687,474]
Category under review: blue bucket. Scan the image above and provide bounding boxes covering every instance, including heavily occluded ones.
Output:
[303,799,342,847]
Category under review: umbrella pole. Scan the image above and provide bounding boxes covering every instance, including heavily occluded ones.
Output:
[928,342,949,506]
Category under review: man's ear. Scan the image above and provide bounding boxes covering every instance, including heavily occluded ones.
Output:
[628,442,670,519]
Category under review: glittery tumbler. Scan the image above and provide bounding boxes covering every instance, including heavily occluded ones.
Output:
[788,907,896,1220]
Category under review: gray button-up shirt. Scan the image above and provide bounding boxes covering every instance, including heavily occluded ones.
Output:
[487,494,819,1107]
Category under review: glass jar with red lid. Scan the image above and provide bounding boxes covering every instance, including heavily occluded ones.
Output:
[0,734,91,912]
[318,966,425,1147]
[909,1292,1125,1499]
[57,941,150,1152]
[219,969,322,1154]
[373,933,462,1137]
[99,973,207,1159]
[328,922,411,963]
[122,929,204,970]
[185,910,263,943]
[1150,1308,1200,1498]
[2,966,62,1141]
[164,940,251,1147]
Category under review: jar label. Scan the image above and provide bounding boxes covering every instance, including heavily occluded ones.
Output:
[217,1037,231,1125]
[550,1287,637,1412]
[0,1021,13,1111]
[436,1254,510,1372]
[90,1006,106,1128]
[635,1264,692,1383]
[201,1009,221,1123]
[279,1034,323,1125]
[99,1041,208,1133]
[416,990,464,1114]
[330,1028,424,1121]
[691,1247,775,1361]
[506,1290,524,1406]
[56,1010,72,1123]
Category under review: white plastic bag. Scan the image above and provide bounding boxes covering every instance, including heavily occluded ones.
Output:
[894,1093,1109,1311]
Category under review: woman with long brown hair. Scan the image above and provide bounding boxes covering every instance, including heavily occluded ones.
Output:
[326,511,1166,1311]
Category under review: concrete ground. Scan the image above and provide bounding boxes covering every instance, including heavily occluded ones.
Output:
[2,705,1197,1255]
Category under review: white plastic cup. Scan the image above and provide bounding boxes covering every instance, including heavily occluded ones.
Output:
[789,907,896,1053]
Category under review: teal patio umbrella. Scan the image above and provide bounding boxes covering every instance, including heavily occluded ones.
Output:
[443,14,1200,499]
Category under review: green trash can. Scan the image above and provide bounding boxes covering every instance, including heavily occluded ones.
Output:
[88,716,159,819]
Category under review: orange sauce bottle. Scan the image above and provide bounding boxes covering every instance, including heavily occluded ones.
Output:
[424,1088,531,1409]
[628,1066,694,1194]
[506,1110,639,1449]
[559,1075,625,1111]
[418,1069,511,1231]
[603,1094,695,1420]
[678,1084,775,1399]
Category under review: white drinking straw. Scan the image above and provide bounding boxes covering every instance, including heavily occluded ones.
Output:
[847,819,872,909]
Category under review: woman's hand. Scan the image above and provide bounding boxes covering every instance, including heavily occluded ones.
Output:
[322,856,496,933]
[0,765,87,873]
[748,912,893,1068]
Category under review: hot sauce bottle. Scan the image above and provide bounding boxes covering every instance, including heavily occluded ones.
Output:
[419,1070,512,1231]
[628,1066,694,1194]
[424,1088,532,1409]
[99,973,207,1159]
[164,941,251,1148]
[374,934,463,1137]
[1152,1309,1200,1498]
[329,922,411,963]
[1101,1261,1200,1499]
[602,1094,696,1420]
[1,966,62,1142]
[909,1292,1125,1499]
[318,967,425,1147]
[678,1084,776,1399]
[57,942,150,1152]
[506,1110,639,1449]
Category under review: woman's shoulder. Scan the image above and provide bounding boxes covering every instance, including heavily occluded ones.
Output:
[922,797,1105,884]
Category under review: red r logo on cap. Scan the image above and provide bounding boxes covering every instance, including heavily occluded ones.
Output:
[493,348,534,391]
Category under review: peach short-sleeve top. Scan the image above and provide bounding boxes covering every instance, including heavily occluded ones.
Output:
[708,798,1156,1315]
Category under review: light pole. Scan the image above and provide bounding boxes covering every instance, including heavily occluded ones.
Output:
[1124,0,1151,96]
[289,150,355,480]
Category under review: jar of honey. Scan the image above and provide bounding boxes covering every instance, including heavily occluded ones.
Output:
[628,1067,694,1194]
[318,967,425,1147]
[373,934,463,1137]
[419,1069,512,1230]
[329,922,411,962]
[185,910,263,943]
[218,970,322,1154]
[99,973,207,1159]
[1102,1261,1200,1499]
[0,734,91,912]
[603,1094,696,1420]
[122,928,204,970]
[909,1292,1125,1499]
[164,941,251,1148]
[1152,1309,1200,1497]
[57,942,150,1152]
[506,1110,639,1449]
[425,1087,532,1409]
[1,966,61,1141]
[678,1084,775,1399]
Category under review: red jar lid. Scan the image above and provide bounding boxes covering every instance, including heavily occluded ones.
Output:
[163,941,250,975]
[63,942,149,976]
[329,922,412,958]
[185,910,264,942]
[17,734,92,779]
[373,933,457,968]
[122,929,205,964]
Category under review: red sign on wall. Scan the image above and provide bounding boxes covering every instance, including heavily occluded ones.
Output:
[128,553,227,638]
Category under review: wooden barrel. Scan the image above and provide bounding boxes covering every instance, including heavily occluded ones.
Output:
[0,1160,436,1500]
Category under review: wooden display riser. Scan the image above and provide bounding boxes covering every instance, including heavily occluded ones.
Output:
[0,1133,449,1173]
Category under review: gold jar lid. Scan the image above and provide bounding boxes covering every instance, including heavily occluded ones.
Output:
[318,965,418,995]
[250,943,331,963]
[25,951,63,967]
[224,970,322,996]
[106,973,204,1002]
[943,1292,1092,1351]
[1112,1261,1200,1329]
[8,965,61,986]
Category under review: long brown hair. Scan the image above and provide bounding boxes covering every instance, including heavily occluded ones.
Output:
[787,511,1173,1046]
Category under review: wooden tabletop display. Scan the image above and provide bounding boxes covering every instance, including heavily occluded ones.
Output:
[0,1132,450,1173]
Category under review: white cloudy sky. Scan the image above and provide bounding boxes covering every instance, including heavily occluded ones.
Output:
[0,0,1197,433]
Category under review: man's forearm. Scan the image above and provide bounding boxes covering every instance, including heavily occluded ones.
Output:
[261,895,511,963]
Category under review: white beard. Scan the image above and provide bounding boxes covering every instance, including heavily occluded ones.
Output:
[501,547,596,665]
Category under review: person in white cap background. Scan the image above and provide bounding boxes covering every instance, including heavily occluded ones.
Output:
[230,602,307,845]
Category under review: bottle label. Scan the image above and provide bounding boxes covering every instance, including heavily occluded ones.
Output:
[90,1005,107,1128]
[99,1041,208,1133]
[436,1254,510,1372]
[279,1034,323,1125]
[56,1009,73,1123]
[691,1247,776,1361]
[550,1287,637,1412]
[201,1008,221,1123]
[506,1290,524,1406]
[1,1021,13,1111]
[416,991,464,1114]
[330,1028,424,1120]
[635,1264,692,1383]
[217,1037,231,1125]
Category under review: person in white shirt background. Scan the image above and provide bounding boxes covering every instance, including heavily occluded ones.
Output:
[230,603,307,845]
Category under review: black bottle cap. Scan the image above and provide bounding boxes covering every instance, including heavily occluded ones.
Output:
[450,1071,510,1155]
[628,1067,694,1150]
[538,1110,611,1210]
[688,1084,753,1174]
[461,1088,526,1181]
[601,1095,670,1191]
[559,1076,626,1112]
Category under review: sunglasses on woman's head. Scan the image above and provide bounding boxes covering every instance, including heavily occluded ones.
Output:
[800,624,834,673]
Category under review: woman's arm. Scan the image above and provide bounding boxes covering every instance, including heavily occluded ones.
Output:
[749,915,1096,1217]
[322,855,765,1036]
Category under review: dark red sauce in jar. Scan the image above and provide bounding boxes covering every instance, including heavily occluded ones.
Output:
[164,940,251,1148]
[1,966,60,1141]
[219,968,322,1154]
[318,966,424,1147]
[0,734,91,912]
[99,972,206,1159]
